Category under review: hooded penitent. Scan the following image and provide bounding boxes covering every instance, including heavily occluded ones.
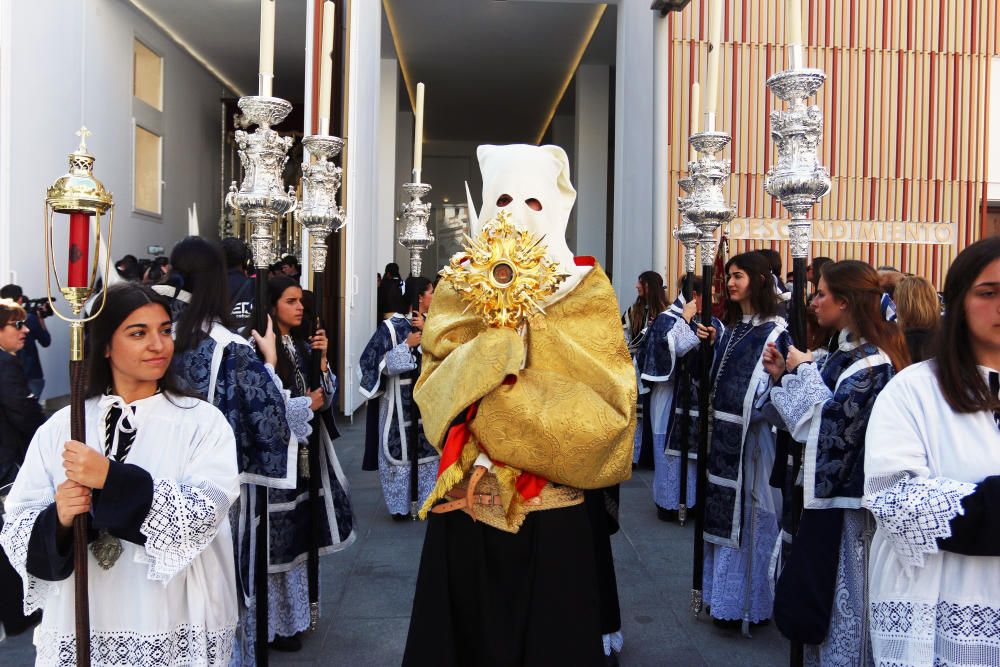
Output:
[414,143,636,532]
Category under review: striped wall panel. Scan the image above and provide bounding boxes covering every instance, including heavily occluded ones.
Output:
[662,0,998,289]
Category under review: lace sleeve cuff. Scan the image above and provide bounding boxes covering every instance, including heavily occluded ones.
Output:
[385,342,417,375]
[670,322,700,358]
[286,396,314,442]
[864,473,977,569]
[139,478,232,584]
[0,501,59,614]
[769,362,832,441]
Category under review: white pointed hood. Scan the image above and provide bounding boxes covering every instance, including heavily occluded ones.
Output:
[475,143,589,298]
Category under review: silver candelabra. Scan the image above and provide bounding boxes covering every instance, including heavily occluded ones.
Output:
[685,129,736,265]
[674,175,700,275]
[398,181,434,277]
[225,96,298,276]
[299,135,346,275]
[764,68,831,261]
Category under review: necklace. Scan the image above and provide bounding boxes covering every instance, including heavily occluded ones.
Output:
[706,320,759,441]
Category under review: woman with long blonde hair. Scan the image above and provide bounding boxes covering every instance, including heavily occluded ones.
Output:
[894,275,941,363]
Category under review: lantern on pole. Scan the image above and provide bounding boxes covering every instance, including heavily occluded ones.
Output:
[42,127,116,666]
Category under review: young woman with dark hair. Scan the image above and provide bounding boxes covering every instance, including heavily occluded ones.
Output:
[764,260,908,664]
[864,236,1000,666]
[168,236,301,660]
[624,271,669,469]
[0,283,240,665]
[359,275,440,519]
[695,251,790,630]
[265,276,355,651]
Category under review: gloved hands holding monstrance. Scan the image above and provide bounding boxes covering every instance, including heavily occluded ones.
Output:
[439,209,568,329]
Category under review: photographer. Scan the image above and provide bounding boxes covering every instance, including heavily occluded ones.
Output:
[0,284,51,400]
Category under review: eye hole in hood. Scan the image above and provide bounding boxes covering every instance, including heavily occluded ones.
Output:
[525,198,542,211]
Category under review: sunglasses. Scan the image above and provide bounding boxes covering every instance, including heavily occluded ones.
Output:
[6,320,25,330]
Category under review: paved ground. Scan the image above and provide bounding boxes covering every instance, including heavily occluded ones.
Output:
[2,413,788,666]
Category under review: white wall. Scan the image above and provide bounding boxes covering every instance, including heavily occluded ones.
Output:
[342,0,382,415]
[377,58,399,275]
[0,0,230,399]
[611,0,655,302]
[574,63,609,266]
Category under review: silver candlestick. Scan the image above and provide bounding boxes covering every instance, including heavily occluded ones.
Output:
[398,181,434,277]
[674,175,700,275]
[764,68,830,262]
[685,122,735,621]
[225,96,298,280]
[299,135,346,276]
[686,130,736,264]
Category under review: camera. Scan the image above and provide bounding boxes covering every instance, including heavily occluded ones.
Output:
[23,296,55,319]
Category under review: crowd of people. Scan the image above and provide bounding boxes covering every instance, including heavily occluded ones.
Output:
[0,138,996,667]
[623,235,999,666]
[0,235,352,665]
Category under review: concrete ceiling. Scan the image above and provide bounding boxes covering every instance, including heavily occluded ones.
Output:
[384,0,616,143]
[126,0,616,143]
[129,0,308,101]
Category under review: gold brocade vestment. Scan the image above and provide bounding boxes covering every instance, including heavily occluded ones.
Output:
[413,263,636,532]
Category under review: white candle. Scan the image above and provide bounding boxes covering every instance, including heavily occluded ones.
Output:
[786,0,804,69]
[318,1,335,134]
[259,0,276,96]
[689,81,700,161]
[703,0,723,122]
[413,82,425,182]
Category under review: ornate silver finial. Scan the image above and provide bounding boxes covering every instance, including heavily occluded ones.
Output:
[298,135,346,274]
[225,95,297,269]
[685,132,735,266]
[398,182,434,277]
[674,176,701,274]
[764,68,831,259]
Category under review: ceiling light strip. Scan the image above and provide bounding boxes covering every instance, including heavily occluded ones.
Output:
[534,4,607,145]
[126,0,245,97]
[382,0,416,111]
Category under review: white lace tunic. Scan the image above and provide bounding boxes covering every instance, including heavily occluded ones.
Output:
[864,361,1000,667]
[0,394,240,666]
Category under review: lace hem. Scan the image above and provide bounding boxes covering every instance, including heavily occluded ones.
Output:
[769,362,832,441]
[0,501,56,615]
[286,396,313,442]
[863,473,976,570]
[385,342,416,375]
[140,479,229,584]
[34,623,236,666]
[870,599,1000,667]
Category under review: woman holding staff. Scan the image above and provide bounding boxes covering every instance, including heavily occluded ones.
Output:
[764,260,908,665]
[264,276,355,652]
[0,283,240,665]
[697,251,789,632]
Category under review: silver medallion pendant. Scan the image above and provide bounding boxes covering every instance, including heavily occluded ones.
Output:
[90,530,123,570]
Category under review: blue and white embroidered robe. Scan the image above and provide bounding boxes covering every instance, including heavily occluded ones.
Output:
[264,335,356,643]
[665,314,725,506]
[769,330,894,665]
[359,314,439,516]
[172,322,298,606]
[638,297,701,510]
[702,315,789,623]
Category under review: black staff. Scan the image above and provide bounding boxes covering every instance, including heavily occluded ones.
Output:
[677,270,695,526]
[305,280,325,630]
[691,253,714,613]
[253,264,271,666]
